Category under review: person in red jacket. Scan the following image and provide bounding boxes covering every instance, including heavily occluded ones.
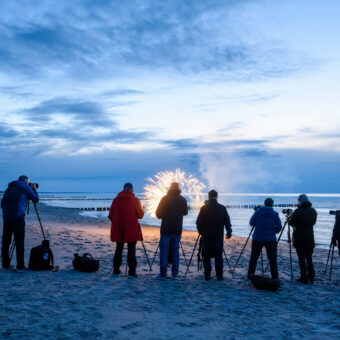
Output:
[108,183,144,277]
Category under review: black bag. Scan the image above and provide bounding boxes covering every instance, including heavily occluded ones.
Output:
[72,253,99,272]
[250,275,280,292]
[29,240,54,271]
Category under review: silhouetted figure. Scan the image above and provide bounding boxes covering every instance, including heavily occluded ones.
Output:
[196,190,232,281]
[1,175,39,270]
[155,182,188,279]
[248,198,282,280]
[290,194,317,284]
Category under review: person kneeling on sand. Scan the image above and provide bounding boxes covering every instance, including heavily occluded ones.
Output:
[248,198,282,280]
[108,183,144,278]
[196,190,232,281]
[155,182,188,280]
[289,194,317,284]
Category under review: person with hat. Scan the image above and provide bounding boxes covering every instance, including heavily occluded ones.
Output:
[108,183,144,278]
[289,194,317,284]
[248,198,282,280]
[155,182,188,280]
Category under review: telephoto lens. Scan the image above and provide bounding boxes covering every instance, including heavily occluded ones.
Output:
[253,205,261,211]
[329,210,340,215]
[282,208,293,215]
[29,182,39,189]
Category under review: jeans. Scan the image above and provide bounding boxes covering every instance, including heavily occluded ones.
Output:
[202,240,223,279]
[159,234,181,277]
[113,241,137,275]
[248,240,278,279]
[296,247,315,281]
[2,215,26,269]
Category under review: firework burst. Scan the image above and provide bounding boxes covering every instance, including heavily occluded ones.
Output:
[143,169,206,217]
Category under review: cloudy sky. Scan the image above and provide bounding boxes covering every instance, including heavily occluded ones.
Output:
[1,0,340,193]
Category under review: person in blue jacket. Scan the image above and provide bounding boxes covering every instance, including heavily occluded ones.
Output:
[247,198,282,279]
[1,175,39,270]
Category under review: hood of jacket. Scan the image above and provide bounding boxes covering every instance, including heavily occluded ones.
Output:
[258,206,274,217]
[298,201,312,209]
[117,190,135,200]
[8,180,23,188]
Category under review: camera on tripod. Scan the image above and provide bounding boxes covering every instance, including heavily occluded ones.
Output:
[282,208,293,216]
[329,210,340,215]
[29,182,39,189]
[254,205,261,211]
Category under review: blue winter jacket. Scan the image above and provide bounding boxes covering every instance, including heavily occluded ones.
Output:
[250,207,282,242]
[1,180,39,219]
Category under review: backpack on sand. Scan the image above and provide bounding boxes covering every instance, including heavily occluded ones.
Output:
[72,253,99,272]
[28,240,55,271]
[250,275,280,292]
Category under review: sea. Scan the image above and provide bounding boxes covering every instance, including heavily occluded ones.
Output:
[38,192,340,250]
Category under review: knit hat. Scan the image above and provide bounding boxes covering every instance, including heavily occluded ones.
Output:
[123,182,133,190]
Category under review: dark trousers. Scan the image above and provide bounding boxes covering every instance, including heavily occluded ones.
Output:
[248,240,278,279]
[202,240,223,279]
[296,247,315,281]
[2,215,25,269]
[113,241,137,275]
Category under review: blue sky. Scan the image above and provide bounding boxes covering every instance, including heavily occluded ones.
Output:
[1,0,340,193]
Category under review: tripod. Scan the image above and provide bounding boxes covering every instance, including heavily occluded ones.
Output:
[324,239,337,281]
[123,238,152,276]
[184,235,234,278]
[150,240,188,270]
[8,201,46,264]
[263,216,294,280]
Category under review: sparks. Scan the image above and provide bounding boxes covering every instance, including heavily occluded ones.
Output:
[143,169,206,217]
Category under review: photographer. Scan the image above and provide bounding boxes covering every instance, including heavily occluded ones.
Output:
[196,190,232,281]
[248,198,282,280]
[155,182,188,280]
[108,183,144,278]
[1,175,39,270]
[332,212,340,256]
[289,194,317,284]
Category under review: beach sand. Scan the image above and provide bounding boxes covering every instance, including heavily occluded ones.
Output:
[1,203,340,339]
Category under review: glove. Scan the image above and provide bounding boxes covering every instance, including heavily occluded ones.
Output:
[226,234,232,240]
[332,237,337,246]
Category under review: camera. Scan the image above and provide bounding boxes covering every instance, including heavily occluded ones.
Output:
[329,210,340,215]
[282,208,293,215]
[254,205,261,211]
[29,182,39,189]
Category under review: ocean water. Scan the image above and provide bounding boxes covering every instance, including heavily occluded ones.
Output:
[39,192,340,249]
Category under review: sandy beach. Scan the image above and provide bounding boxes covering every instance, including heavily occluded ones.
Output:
[1,203,340,339]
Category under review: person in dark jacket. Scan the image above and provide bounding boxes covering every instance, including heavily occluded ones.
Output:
[196,190,232,281]
[1,175,39,270]
[155,182,188,279]
[289,194,317,284]
[108,182,144,277]
[248,198,282,280]
[332,212,340,256]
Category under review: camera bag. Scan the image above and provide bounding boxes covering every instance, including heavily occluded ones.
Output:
[72,253,99,272]
[250,275,280,292]
[28,240,54,271]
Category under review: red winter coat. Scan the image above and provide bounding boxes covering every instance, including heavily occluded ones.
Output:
[108,190,144,243]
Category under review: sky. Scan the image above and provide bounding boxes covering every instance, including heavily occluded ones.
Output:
[1,0,340,193]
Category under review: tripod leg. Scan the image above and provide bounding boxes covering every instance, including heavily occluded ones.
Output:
[232,226,255,274]
[180,241,188,266]
[9,241,16,262]
[288,224,294,280]
[33,202,46,240]
[223,249,234,278]
[265,220,288,273]
[324,241,333,275]
[184,235,200,277]
[150,244,159,269]
[261,249,264,277]
[141,240,152,271]
[329,244,335,282]
[124,245,128,277]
